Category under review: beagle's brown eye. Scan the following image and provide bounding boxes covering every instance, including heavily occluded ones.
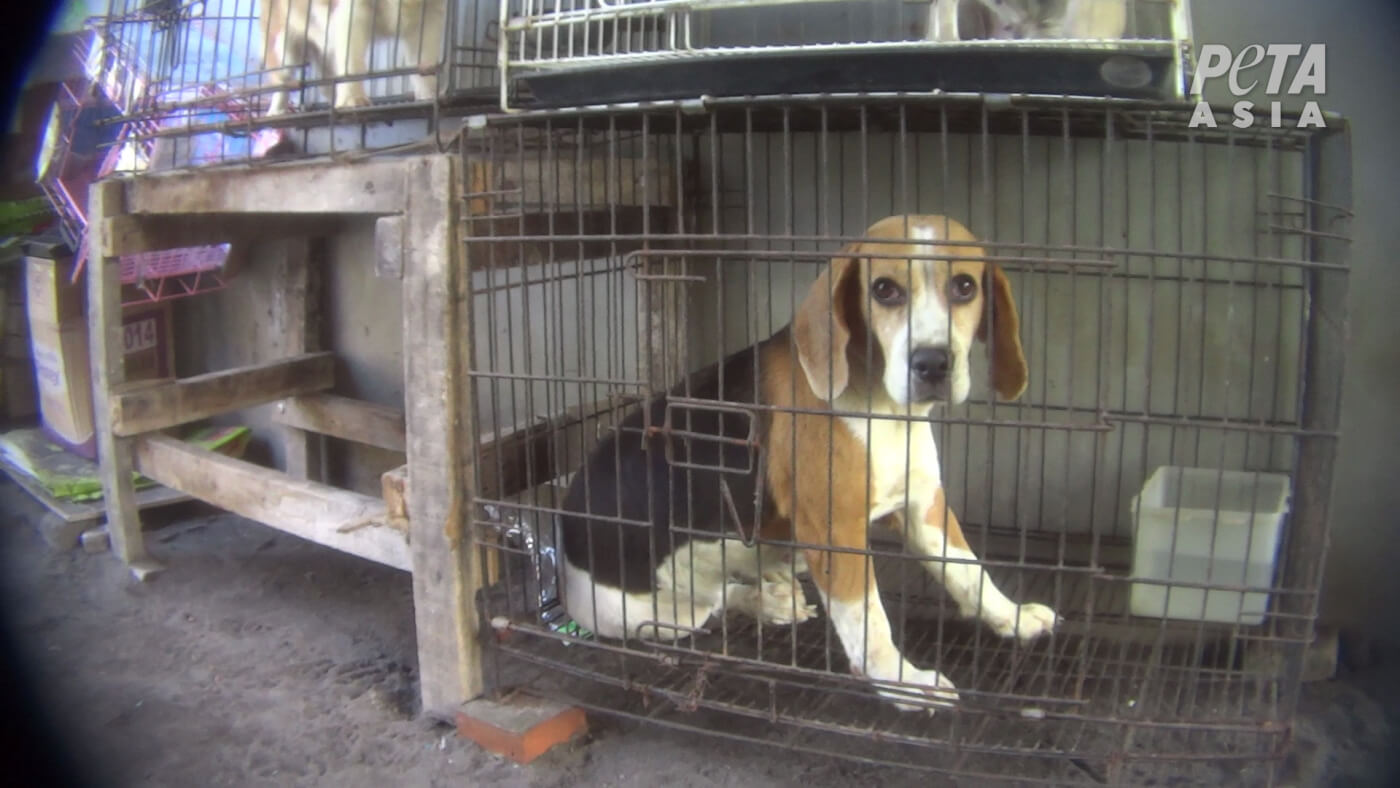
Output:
[871,277,906,306]
[949,273,978,304]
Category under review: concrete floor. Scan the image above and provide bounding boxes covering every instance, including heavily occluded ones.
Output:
[1,477,1397,787]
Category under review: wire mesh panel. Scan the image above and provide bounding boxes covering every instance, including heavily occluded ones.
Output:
[498,0,1196,109]
[463,96,1349,784]
[85,0,500,171]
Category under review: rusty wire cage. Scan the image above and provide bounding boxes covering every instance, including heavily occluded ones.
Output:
[498,0,1197,110]
[85,0,501,172]
[463,95,1350,785]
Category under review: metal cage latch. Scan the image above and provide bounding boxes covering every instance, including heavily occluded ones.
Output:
[647,398,765,546]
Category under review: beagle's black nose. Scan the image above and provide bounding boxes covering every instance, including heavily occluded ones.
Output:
[910,347,951,384]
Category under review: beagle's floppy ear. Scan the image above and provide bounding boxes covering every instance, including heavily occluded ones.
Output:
[793,253,860,401]
[976,264,1028,401]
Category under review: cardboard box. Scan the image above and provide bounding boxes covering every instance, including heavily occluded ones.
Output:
[2,357,38,420]
[24,255,84,325]
[24,256,176,457]
[29,317,95,455]
[2,271,38,420]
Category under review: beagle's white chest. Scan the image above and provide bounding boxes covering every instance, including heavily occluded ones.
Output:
[839,414,942,521]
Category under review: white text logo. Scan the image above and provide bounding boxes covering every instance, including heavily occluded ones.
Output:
[1189,44,1326,129]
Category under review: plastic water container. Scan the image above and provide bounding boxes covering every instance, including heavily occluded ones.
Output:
[1129,466,1292,626]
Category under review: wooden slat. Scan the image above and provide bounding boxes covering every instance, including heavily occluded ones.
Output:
[271,237,325,481]
[463,208,670,270]
[403,154,483,716]
[273,393,407,453]
[111,352,334,437]
[88,179,159,576]
[123,157,408,216]
[476,395,639,500]
[465,156,675,216]
[99,214,350,257]
[133,434,410,571]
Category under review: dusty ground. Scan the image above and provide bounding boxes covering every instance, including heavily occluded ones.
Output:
[1,477,1398,787]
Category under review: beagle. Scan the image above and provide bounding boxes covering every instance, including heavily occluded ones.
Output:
[558,215,1058,712]
[258,0,444,116]
[927,0,1128,42]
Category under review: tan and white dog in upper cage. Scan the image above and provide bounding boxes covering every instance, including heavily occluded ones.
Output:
[258,0,446,116]
[927,0,1128,41]
[558,215,1059,713]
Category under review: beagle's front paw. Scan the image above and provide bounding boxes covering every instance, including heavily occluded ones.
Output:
[874,666,960,714]
[989,602,1059,642]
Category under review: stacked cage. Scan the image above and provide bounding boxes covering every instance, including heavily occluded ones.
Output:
[498,0,1196,109]
[87,0,503,169]
[464,94,1349,784]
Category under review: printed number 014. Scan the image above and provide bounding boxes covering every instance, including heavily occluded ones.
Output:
[123,317,157,354]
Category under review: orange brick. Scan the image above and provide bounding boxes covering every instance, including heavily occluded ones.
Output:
[456,694,588,764]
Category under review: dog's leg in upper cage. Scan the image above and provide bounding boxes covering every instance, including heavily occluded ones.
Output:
[326,2,372,108]
[926,0,962,41]
[1055,0,1128,39]
[406,0,446,102]
[265,63,291,116]
[910,492,1058,642]
[260,11,297,116]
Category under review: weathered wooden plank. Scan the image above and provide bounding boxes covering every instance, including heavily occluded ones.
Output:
[464,156,675,217]
[122,157,409,216]
[463,208,670,270]
[270,237,325,481]
[476,395,639,500]
[88,179,160,578]
[112,352,334,437]
[133,434,410,571]
[403,154,483,716]
[274,394,407,453]
[99,214,350,257]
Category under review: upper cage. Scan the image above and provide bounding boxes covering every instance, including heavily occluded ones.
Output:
[80,0,502,172]
[68,1,1198,168]
[498,0,1197,110]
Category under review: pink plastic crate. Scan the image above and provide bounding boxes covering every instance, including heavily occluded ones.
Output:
[120,244,229,281]
[36,29,268,303]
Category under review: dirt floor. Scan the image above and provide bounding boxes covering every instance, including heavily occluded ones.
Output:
[2,477,1398,788]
